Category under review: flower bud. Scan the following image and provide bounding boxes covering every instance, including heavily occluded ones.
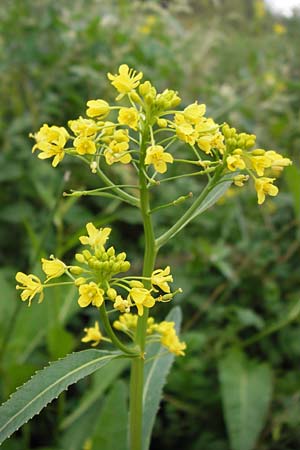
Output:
[121,261,131,272]
[157,118,168,128]
[75,277,87,286]
[69,266,85,275]
[107,288,117,300]
[251,149,265,156]
[75,253,85,263]
[129,280,143,288]
[139,81,152,96]
[82,250,92,261]
[107,246,115,258]
[130,91,142,104]
[116,252,127,261]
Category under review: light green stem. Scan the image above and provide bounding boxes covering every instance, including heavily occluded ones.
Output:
[156,170,221,249]
[99,304,138,356]
[129,126,157,450]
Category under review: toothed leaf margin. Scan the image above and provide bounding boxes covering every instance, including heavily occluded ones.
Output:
[0,349,121,445]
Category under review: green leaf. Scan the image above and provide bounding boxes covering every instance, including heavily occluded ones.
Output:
[92,380,128,450]
[60,358,128,430]
[3,285,78,367]
[47,325,75,360]
[60,397,103,450]
[142,306,182,450]
[218,349,272,450]
[190,178,232,221]
[0,349,121,445]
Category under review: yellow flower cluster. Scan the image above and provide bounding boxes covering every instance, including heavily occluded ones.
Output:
[173,103,224,155]
[113,313,186,356]
[223,125,292,204]
[29,63,292,206]
[15,222,178,326]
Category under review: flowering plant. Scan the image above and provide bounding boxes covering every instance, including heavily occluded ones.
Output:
[0,64,291,449]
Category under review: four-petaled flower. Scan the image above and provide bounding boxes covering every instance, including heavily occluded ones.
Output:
[118,107,139,130]
[255,177,279,205]
[81,321,103,346]
[107,64,143,100]
[145,145,173,174]
[74,137,96,155]
[79,223,111,250]
[86,99,110,119]
[41,256,66,282]
[31,124,69,167]
[78,282,104,308]
[129,284,155,316]
[16,272,44,306]
[151,266,173,293]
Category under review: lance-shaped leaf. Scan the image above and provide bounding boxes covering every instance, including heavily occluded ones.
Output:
[142,306,182,450]
[218,349,272,450]
[0,349,122,445]
[156,177,232,247]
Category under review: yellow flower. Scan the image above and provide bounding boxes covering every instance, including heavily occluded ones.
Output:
[74,137,96,155]
[129,286,155,316]
[197,131,225,155]
[104,140,132,165]
[31,124,69,167]
[250,152,272,176]
[113,313,138,332]
[113,312,154,334]
[273,23,286,35]
[79,223,111,250]
[265,151,292,170]
[113,295,131,313]
[151,266,173,293]
[138,15,156,35]
[107,64,143,100]
[233,174,249,187]
[183,102,206,124]
[86,99,110,118]
[145,145,174,173]
[41,256,66,282]
[118,107,139,130]
[81,321,102,346]
[78,282,104,308]
[68,117,99,137]
[16,272,44,306]
[255,177,279,205]
[174,113,198,145]
[226,154,246,171]
[155,321,186,356]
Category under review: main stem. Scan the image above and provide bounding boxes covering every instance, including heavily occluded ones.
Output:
[129,126,156,450]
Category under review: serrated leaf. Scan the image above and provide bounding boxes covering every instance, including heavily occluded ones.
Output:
[142,306,182,450]
[0,349,121,445]
[218,349,272,450]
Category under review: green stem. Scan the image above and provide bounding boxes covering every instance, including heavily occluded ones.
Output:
[99,304,138,356]
[96,167,140,207]
[129,125,157,450]
[156,170,221,249]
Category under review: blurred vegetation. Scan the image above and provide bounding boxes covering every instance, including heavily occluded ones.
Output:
[1,0,300,449]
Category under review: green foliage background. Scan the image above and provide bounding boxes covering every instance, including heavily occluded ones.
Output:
[1,0,300,449]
